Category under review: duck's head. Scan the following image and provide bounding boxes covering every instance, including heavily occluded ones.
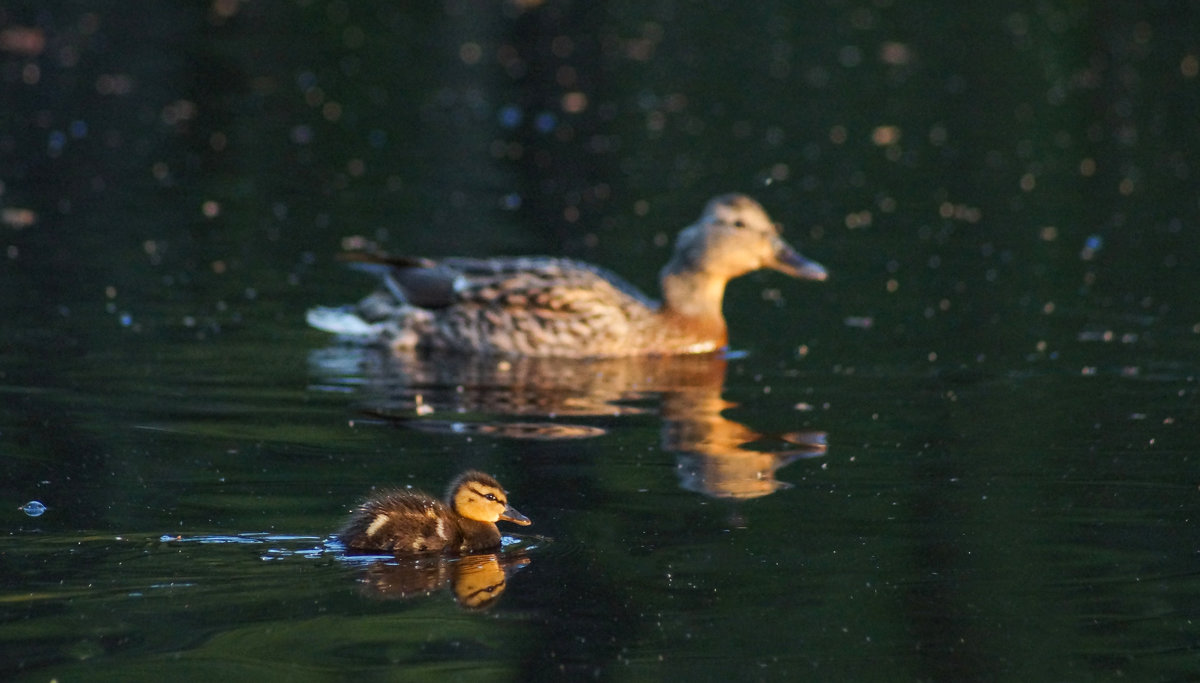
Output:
[668,194,828,283]
[447,470,532,526]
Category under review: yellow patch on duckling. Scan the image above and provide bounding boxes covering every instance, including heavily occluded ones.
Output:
[365,513,391,539]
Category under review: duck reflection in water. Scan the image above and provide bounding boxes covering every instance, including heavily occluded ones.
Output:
[662,376,828,499]
[310,349,826,499]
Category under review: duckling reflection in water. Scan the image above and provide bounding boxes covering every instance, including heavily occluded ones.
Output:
[339,470,531,554]
[308,193,827,358]
[358,552,531,610]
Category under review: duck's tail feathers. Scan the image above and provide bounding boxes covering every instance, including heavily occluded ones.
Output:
[306,306,380,337]
[336,252,459,308]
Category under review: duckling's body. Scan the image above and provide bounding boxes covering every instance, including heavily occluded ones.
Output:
[339,471,531,555]
[308,194,827,358]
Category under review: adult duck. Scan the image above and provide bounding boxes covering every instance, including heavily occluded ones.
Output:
[308,193,827,358]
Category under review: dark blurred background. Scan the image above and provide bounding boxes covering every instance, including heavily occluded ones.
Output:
[4,2,1197,340]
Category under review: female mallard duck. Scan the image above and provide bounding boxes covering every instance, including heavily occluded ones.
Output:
[339,470,531,554]
[308,193,827,358]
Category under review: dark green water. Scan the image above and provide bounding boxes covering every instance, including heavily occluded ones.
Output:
[3,1,1200,680]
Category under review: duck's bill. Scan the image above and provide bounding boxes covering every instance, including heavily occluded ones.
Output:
[771,239,829,281]
[500,505,532,526]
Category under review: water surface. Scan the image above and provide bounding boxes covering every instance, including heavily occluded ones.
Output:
[3,1,1199,680]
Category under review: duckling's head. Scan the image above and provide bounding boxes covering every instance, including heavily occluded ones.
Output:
[447,470,532,526]
[669,194,828,283]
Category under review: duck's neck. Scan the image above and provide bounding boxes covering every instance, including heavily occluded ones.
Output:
[660,268,725,318]
[456,518,501,553]
[658,265,729,346]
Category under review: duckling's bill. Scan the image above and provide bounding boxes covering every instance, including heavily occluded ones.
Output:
[501,504,532,526]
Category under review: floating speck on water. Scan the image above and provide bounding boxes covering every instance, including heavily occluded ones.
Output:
[414,394,434,416]
[47,130,67,154]
[498,104,523,129]
[290,124,313,145]
[119,312,132,327]
[1,207,37,229]
[533,111,557,134]
[1080,234,1103,260]
[844,316,874,329]
[20,500,46,517]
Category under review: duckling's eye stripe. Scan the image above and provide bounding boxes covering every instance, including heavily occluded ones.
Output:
[466,579,505,600]
[466,484,503,503]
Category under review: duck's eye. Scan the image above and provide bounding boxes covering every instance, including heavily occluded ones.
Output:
[485,493,498,502]
[733,219,746,228]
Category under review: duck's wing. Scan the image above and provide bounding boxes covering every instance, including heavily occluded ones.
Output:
[441,256,659,311]
[344,252,658,311]
[340,492,457,553]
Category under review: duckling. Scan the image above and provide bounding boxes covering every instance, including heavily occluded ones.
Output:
[307,193,827,358]
[339,470,531,554]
